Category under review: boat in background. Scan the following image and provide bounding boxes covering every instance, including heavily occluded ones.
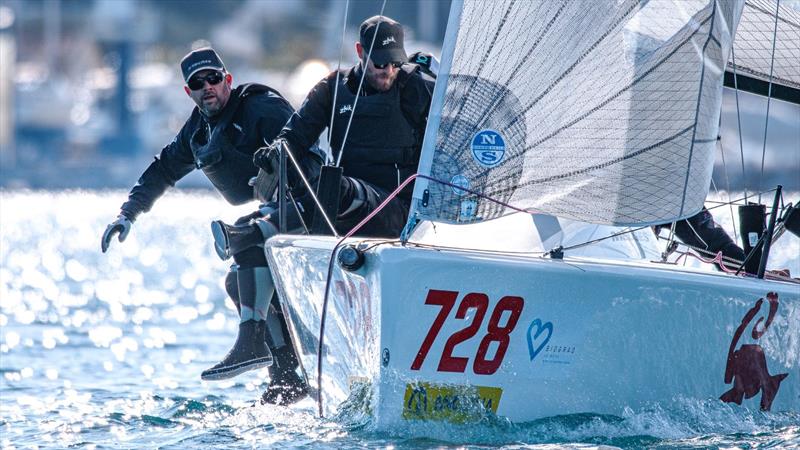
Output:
[265,0,800,426]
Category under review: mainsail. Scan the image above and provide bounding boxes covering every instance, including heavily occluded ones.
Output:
[412,0,748,226]
[730,0,800,90]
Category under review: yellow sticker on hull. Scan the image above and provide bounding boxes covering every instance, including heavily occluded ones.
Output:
[402,382,502,423]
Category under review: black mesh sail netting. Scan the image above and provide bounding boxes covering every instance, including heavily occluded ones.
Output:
[413,0,758,226]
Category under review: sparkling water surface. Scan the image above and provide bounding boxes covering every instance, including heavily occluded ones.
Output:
[1,190,798,449]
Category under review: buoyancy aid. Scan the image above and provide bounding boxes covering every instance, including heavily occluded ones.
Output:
[190,83,284,205]
[328,66,419,198]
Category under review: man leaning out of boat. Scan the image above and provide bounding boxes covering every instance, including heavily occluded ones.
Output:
[100,47,322,406]
[206,14,436,395]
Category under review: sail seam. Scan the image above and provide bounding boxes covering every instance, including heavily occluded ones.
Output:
[448,1,570,138]
[504,0,643,131]
[494,13,713,169]
[746,0,799,28]
[496,126,694,191]
[438,0,518,139]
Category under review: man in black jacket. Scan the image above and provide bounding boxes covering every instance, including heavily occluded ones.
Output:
[208,16,435,404]
[213,15,435,252]
[100,48,314,402]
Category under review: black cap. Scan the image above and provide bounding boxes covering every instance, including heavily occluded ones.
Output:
[180,47,226,82]
[359,16,406,65]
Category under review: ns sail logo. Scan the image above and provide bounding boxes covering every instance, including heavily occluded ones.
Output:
[471,129,506,168]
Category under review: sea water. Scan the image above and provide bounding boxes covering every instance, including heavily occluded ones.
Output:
[1,190,798,449]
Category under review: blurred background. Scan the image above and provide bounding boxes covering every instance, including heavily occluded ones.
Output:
[0,0,452,190]
[0,0,796,192]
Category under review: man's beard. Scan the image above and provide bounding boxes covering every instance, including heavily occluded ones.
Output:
[366,70,397,92]
[201,95,222,116]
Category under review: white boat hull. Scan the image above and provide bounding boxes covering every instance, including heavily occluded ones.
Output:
[266,235,800,426]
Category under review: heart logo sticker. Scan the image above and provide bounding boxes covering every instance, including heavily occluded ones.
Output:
[527,318,553,361]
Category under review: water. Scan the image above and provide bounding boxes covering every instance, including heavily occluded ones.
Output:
[1,190,798,449]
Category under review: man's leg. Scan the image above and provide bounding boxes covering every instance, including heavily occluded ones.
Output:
[674,207,745,272]
[201,246,274,380]
[261,293,308,405]
[336,177,409,238]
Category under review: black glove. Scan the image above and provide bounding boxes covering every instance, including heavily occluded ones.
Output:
[253,142,280,174]
[101,214,133,253]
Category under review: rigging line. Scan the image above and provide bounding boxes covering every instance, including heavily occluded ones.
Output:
[716,133,739,240]
[559,225,651,253]
[326,0,351,166]
[681,2,718,217]
[280,140,339,236]
[758,0,781,204]
[730,47,749,203]
[335,0,388,168]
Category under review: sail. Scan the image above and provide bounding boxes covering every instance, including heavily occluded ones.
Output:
[729,0,800,90]
[412,0,745,226]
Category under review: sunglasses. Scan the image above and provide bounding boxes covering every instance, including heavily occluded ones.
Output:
[187,71,224,90]
[372,61,403,69]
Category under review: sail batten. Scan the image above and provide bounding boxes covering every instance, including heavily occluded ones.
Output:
[412,0,749,226]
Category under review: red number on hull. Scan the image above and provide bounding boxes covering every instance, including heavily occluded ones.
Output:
[473,296,524,374]
[438,293,489,372]
[410,290,458,370]
[411,290,525,374]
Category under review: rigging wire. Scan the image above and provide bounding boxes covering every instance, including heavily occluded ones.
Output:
[716,125,739,241]
[730,47,749,203]
[758,0,781,204]
[335,0,388,168]
[326,0,350,166]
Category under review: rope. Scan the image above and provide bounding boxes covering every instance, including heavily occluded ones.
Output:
[326,0,350,165]
[758,0,781,204]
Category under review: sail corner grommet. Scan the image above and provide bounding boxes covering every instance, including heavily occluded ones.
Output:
[338,245,365,271]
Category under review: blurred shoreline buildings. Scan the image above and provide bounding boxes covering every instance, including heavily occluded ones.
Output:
[0,0,797,192]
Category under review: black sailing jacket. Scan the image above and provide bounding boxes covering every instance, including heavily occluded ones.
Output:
[120,84,301,221]
[277,64,435,201]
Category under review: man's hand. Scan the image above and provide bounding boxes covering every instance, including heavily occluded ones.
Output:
[101,214,133,253]
[253,142,280,174]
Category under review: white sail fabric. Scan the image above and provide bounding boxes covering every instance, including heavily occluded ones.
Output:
[730,0,800,89]
[413,0,744,226]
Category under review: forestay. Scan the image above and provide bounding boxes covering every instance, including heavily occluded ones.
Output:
[412,0,745,226]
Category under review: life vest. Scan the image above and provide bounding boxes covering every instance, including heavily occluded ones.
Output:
[189,83,284,205]
[328,66,420,197]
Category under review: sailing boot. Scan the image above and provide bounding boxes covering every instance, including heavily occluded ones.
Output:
[211,219,278,261]
[261,344,308,406]
[201,267,274,380]
[259,296,309,405]
[201,320,273,381]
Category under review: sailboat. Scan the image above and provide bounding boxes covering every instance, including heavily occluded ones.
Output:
[264,0,800,426]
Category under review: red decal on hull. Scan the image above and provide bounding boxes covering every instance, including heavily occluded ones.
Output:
[720,292,787,411]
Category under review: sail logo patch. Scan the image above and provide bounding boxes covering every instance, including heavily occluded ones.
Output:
[450,174,470,196]
[339,104,353,114]
[471,130,505,168]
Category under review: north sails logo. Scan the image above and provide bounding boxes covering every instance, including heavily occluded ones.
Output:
[382,36,396,46]
[188,59,213,72]
[339,104,353,114]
